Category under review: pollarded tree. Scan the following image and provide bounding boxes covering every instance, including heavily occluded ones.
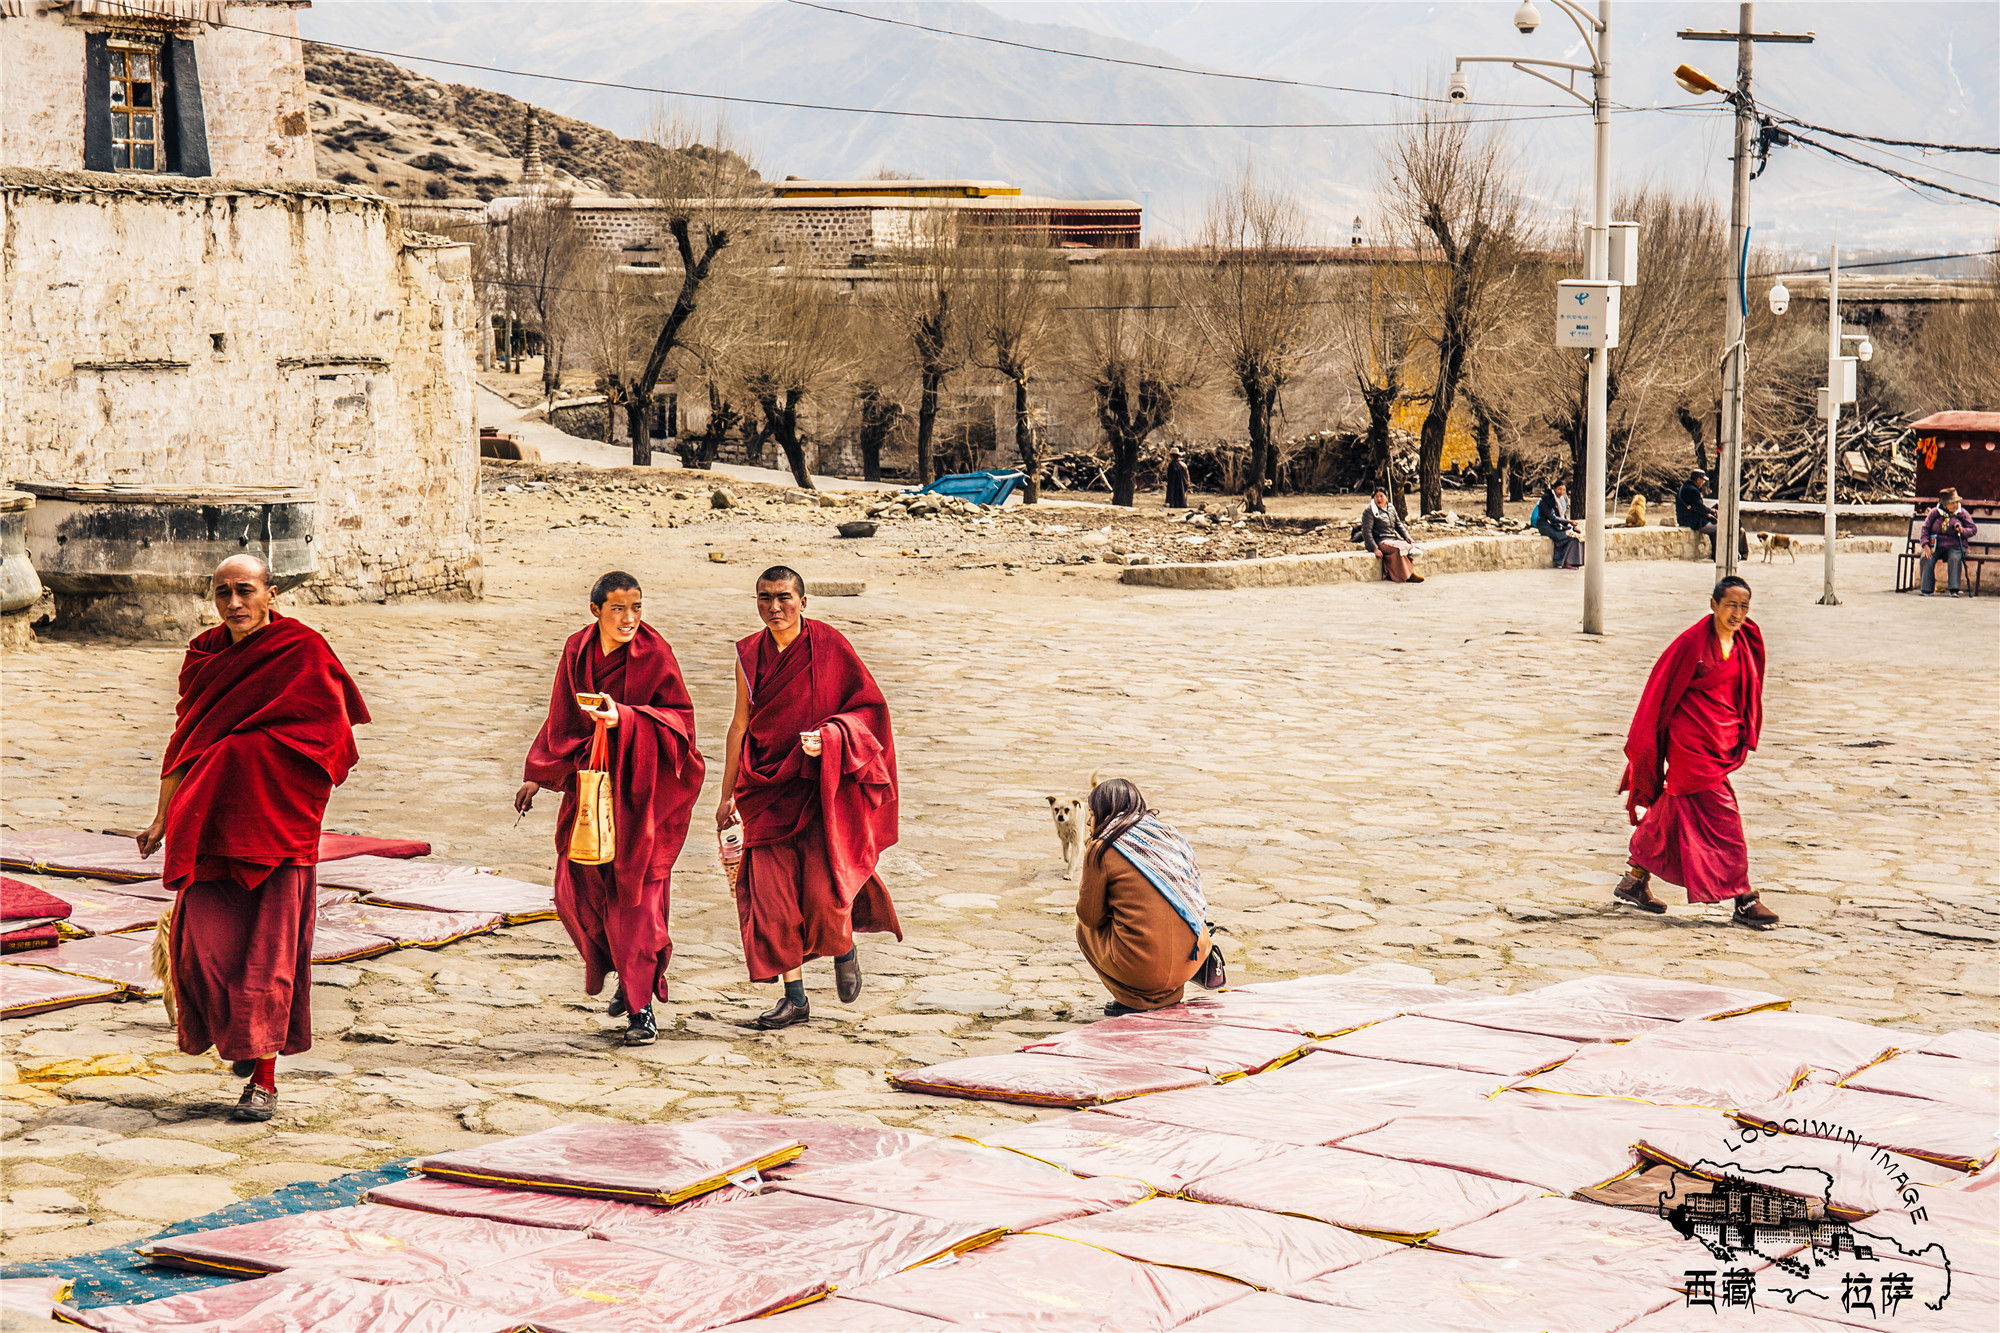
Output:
[881,207,972,484]
[1333,261,1420,514]
[1065,261,1205,507]
[1184,173,1332,514]
[966,216,1066,503]
[726,279,855,490]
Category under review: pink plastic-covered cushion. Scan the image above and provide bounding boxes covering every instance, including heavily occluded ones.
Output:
[1514,1043,1809,1108]
[1143,989,1406,1039]
[1920,1029,2000,1063]
[1337,1103,1655,1193]
[52,886,161,937]
[1273,1249,1677,1332]
[53,1274,521,1333]
[407,1237,828,1332]
[1175,1291,1377,1331]
[1844,1052,2000,1112]
[688,1111,931,1181]
[887,1052,1210,1106]
[365,1175,689,1234]
[1181,1144,1539,1243]
[316,858,558,925]
[1249,1051,1505,1106]
[718,1298,954,1330]
[770,1140,1149,1232]
[2,934,160,996]
[839,1233,1244,1331]
[971,1110,1278,1191]
[1020,1016,1311,1077]
[1313,1016,1578,1078]
[1031,1196,1398,1291]
[1094,1081,1397,1146]
[137,1203,568,1282]
[0,965,125,1018]
[417,1121,803,1205]
[317,832,431,861]
[1630,1010,1909,1083]
[308,922,398,965]
[1429,1194,1773,1290]
[317,902,504,950]
[1227,974,1451,1008]
[1410,994,1676,1043]
[1736,1082,2000,1173]
[1524,973,1788,1021]
[593,1190,997,1287]
[1638,1128,1964,1219]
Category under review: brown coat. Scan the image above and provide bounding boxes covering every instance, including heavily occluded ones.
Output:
[1075,842,1209,1011]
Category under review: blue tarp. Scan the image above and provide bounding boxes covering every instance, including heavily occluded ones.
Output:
[912,471,1026,506]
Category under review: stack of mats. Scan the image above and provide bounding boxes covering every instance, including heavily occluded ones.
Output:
[0,828,545,1020]
[31,973,2000,1330]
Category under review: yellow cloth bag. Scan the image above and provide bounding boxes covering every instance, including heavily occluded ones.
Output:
[566,720,615,865]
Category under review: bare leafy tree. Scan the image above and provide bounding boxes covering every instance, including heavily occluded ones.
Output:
[882,207,971,484]
[966,215,1066,503]
[1333,263,1420,513]
[1380,110,1527,515]
[1184,173,1332,513]
[568,253,653,446]
[624,115,765,465]
[1065,261,1206,507]
[1894,243,2000,411]
[493,185,585,400]
[726,279,855,489]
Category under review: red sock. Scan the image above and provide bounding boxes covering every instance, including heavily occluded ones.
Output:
[251,1057,277,1092]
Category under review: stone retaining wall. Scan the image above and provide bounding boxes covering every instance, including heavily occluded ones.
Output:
[1120,528,1896,591]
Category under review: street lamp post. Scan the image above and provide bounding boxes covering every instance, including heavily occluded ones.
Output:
[1456,0,1614,635]
[1799,246,1873,606]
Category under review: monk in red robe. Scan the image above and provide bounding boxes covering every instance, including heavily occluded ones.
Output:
[136,555,369,1121]
[518,572,704,1045]
[1614,575,1779,929]
[716,567,901,1030]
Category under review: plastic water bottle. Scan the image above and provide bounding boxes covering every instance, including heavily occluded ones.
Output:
[718,821,744,891]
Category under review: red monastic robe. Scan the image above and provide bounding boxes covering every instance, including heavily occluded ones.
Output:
[161,614,368,1059]
[732,619,901,982]
[523,622,704,1010]
[1620,616,1766,903]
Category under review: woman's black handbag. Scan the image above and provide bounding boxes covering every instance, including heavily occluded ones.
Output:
[1196,941,1227,990]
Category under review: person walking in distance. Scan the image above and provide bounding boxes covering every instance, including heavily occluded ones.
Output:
[137,556,370,1122]
[1613,575,1779,929]
[716,567,902,1030]
[517,572,705,1046]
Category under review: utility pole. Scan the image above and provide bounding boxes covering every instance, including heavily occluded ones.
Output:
[1680,5,1814,581]
[1821,245,1842,605]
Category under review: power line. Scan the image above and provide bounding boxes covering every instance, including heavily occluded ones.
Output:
[1783,129,2000,209]
[785,0,1568,110]
[1767,115,1999,156]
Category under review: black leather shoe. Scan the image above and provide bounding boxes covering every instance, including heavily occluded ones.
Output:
[1103,1002,1141,1018]
[608,992,629,1019]
[753,995,811,1030]
[834,948,862,1005]
[230,1059,256,1078]
[624,1006,657,1045]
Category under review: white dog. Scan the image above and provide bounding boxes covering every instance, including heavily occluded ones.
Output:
[1755,531,1798,563]
[1047,794,1086,879]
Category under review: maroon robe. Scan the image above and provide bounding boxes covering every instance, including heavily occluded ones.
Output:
[523,622,704,1010]
[1620,616,1766,903]
[161,614,368,1059]
[732,619,902,982]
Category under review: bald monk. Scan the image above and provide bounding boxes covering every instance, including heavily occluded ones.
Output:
[518,572,705,1045]
[716,567,901,1030]
[136,556,369,1121]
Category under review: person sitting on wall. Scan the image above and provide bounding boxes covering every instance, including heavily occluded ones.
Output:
[1676,470,1747,559]
[1536,481,1585,569]
[1359,489,1424,584]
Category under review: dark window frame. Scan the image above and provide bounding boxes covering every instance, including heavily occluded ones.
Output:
[82,28,209,178]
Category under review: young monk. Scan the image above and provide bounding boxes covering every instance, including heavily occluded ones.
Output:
[137,555,369,1122]
[1614,574,1779,929]
[1077,778,1219,1016]
[716,567,901,1030]
[518,572,705,1045]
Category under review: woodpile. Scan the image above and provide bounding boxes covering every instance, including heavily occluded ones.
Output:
[1742,409,1916,504]
[1034,430,1405,496]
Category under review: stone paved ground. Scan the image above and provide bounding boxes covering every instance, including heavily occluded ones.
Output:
[2,497,1995,1265]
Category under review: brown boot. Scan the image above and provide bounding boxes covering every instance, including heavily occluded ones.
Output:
[1613,868,1667,914]
[230,1081,277,1123]
[1732,893,1780,930]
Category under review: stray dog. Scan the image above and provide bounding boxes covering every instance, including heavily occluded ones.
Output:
[1756,531,1798,563]
[1046,769,1103,880]
[1625,495,1648,528]
[152,901,177,1026]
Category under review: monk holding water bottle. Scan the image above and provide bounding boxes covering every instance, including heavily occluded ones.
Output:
[716,567,902,1030]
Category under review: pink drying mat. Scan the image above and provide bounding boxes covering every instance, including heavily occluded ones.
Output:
[50,887,160,937]
[684,1110,932,1181]
[837,1233,1244,1330]
[53,1273,519,1333]
[318,901,503,949]
[592,1190,998,1287]
[1093,1080,1398,1145]
[1513,1042,1810,1108]
[403,1236,828,1332]
[1638,1127,1965,1219]
[770,1139,1150,1232]
[417,1120,803,1205]
[0,966,125,1018]
[1335,1102,1659,1193]
[1522,973,1788,1021]
[1736,1081,2000,1173]
[1030,1196,1398,1291]
[1312,1015,1579,1077]
[969,1110,1279,1191]
[1249,1051,1506,1106]
[0,829,426,880]
[1271,1247,1678,1332]
[1140,989,1405,1038]
[1844,1051,1999,1110]
[1020,1015,1310,1076]
[136,1202,568,1282]
[888,1051,1210,1106]
[1631,1009,1911,1083]
[0,933,159,996]
[1407,994,1676,1042]
[308,922,397,965]
[1181,1143,1539,1243]
[365,1174,697,1234]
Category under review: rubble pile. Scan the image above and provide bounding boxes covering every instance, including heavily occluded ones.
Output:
[1742,409,1917,505]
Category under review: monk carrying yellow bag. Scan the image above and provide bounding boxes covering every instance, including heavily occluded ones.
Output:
[567,720,615,865]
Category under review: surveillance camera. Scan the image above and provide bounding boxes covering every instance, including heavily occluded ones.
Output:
[1857,338,1874,363]
[1513,2,1541,34]
[1767,281,1790,316]
[1448,71,1470,102]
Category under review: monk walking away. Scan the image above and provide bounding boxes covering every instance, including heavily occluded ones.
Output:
[137,556,369,1122]
[717,567,902,1030]
[1613,575,1780,929]
[518,572,705,1046]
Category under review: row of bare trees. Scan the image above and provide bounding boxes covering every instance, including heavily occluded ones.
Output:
[481,110,1982,510]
